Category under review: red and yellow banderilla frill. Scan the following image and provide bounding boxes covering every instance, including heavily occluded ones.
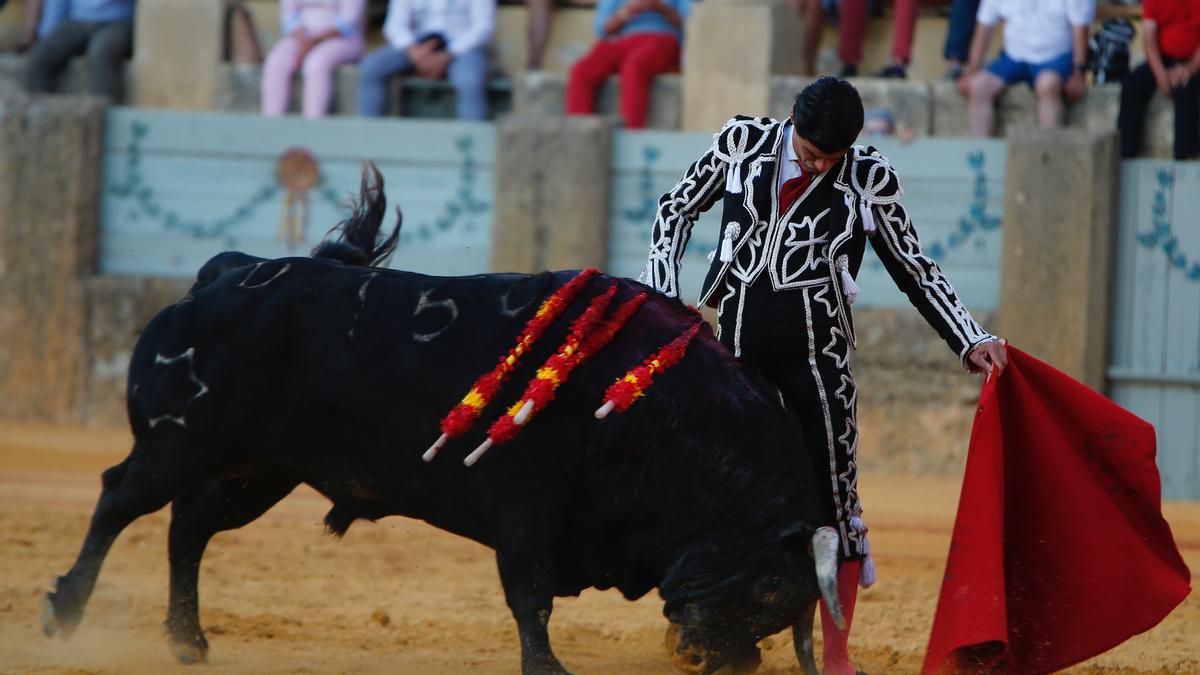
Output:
[423,268,598,461]
[464,287,648,466]
[595,321,703,419]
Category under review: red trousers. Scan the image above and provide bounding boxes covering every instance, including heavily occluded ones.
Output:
[565,33,680,129]
[839,0,917,66]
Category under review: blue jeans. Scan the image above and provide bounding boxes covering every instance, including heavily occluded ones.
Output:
[943,0,980,62]
[356,45,490,121]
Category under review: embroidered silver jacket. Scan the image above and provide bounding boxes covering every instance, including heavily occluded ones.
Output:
[639,115,995,366]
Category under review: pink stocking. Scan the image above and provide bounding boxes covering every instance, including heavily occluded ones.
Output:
[820,558,862,675]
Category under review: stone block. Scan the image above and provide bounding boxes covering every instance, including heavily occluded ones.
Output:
[1071,82,1187,159]
[0,94,106,423]
[771,75,934,136]
[682,0,804,131]
[492,114,612,273]
[997,127,1118,391]
[131,0,224,109]
[930,78,1039,137]
[512,71,682,129]
[84,276,192,427]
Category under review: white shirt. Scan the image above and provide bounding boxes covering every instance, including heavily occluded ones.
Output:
[777,122,806,194]
[977,0,1095,64]
[382,0,495,56]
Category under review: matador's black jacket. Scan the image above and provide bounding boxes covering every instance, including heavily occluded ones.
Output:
[639,115,995,366]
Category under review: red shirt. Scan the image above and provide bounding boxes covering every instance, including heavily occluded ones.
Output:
[1145,0,1200,61]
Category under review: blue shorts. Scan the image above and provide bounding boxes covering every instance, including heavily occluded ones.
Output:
[985,51,1073,86]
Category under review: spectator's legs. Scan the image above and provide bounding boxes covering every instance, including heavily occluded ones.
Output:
[616,34,680,129]
[565,38,626,116]
[262,37,301,116]
[448,47,490,121]
[838,0,866,72]
[889,0,917,65]
[23,19,93,93]
[84,20,133,100]
[527,0,553,70]
[1033,70,1065,128]
[1117,62,1156,158]
[943,0,980,64]
[1172,73,1200,159]
[357,46,412,116]
[967,71,1005,137]
[299,37,364,118]
[799,0,823,76]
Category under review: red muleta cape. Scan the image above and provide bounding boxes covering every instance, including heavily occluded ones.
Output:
[922,346,1191,674]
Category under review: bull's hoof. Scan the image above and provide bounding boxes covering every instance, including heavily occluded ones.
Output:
[42,581,83,640]
[167,632,209,665]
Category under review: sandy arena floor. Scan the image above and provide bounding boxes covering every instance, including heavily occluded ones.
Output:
[0,423,1196,675]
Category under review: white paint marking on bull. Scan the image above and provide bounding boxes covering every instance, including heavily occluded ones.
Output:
[349,272,379,340]
[239,262,291,289]
[412,289,459,343]
[499,288,534,318]
[148,347,209,429]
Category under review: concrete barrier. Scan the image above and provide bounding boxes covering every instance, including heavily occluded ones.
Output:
[0,95,106,423]
[997,127,1120,391]
[492,114,613,273]
[512,71,682,130]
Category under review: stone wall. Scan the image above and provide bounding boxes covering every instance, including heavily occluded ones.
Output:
[0,95,106,423]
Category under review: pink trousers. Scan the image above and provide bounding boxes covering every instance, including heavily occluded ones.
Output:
[262,34,364,118]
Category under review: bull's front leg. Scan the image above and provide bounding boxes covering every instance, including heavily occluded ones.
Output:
[496,546,569,674]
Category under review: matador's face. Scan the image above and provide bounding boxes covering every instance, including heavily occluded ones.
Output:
[791,127,848,175]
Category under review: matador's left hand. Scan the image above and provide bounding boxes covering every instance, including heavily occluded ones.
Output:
[967,338,1008,376]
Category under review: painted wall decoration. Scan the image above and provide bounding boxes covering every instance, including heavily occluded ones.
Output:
[100,109,494,278]
[607,130,1007,310]
[1110,160,1200,500]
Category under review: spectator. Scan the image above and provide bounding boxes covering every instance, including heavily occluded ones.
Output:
[943,0,980,79]
[792,0,915,78]
[262,0,365,118]
[957,0,1094,137]
[1117,0,1200,159]
[565,0,689,129]
[23,0,135,100]
[526,0,552,70]
[13,0,70,52]
[357,0,496,121]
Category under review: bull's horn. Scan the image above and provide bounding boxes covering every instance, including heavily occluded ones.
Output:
[423,433,449,462]
[463,438,493,467]
[513,400,535,425]
[595,400,616,419]
[812,526,846,630]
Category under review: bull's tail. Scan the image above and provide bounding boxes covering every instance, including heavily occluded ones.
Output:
[311,161,401,268]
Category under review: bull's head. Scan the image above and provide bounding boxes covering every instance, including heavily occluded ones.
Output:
[662,527,843,674]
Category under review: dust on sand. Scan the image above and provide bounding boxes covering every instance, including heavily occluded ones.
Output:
[1,423,1196,674]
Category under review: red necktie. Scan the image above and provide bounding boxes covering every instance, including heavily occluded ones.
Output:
[779,169,813,214]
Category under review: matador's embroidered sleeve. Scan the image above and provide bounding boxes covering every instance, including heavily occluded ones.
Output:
[857,148,996,368]
[638,117,745,298]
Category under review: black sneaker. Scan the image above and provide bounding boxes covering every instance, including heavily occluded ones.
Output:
[839,63,859,78]
[875,63,907,79]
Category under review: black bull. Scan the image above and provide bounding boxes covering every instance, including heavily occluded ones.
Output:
[42,169,845,674]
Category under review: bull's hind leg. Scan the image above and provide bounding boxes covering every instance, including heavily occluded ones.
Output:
[496,546,569,675]
[44,449,191,640]
[165,474,299,663]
